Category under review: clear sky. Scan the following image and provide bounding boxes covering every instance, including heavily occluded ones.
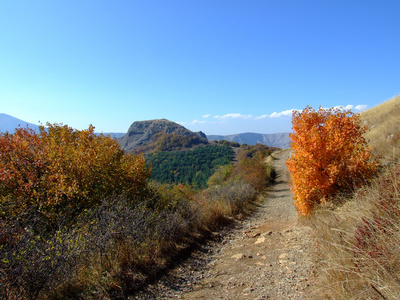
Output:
[1,1,399,135]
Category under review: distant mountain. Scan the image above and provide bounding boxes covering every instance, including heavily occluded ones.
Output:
[0,113,40,133]
[98,132,125,139]
[1,113,291,149]
[207,132,291,149]
[0,114,127,138]
[119,119,208,154]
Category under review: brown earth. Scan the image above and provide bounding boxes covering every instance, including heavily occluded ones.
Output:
[132,148,318,299]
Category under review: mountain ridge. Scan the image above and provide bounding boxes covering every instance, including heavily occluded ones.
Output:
[0,114,290,148]
[0,113,40,133]
[207,132,291,149]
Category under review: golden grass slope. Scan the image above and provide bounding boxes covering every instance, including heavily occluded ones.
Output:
[360,94,400,162]
[308,95,400,299]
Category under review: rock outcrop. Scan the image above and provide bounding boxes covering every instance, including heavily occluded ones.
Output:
[119,119,208,153]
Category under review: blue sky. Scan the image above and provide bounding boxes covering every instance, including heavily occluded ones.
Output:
[1,1,399,135]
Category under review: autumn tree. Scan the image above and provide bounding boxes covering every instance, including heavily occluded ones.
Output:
[286,106,378,216]
[0,124,150,224]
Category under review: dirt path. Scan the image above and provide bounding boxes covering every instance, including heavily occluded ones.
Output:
[133,149,317,299]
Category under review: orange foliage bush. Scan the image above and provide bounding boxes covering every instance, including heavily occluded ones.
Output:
[286,106,379,216]
[0,124,150,223]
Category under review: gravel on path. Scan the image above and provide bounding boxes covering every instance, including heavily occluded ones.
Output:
[132,149,318,299]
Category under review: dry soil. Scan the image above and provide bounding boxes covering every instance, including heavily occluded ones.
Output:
[132,149,318,299]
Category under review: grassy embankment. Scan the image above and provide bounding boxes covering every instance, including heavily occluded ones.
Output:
[309,95,400,299]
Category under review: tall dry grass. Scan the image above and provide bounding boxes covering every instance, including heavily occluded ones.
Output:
[361,95,400,163]
[306,95,400,298]
[310,161,400,299]
[195,181,260,230]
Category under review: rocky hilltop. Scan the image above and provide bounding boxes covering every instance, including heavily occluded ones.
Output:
[119,119,208,154]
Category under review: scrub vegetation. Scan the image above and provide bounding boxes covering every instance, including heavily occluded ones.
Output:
[0,124,273,299]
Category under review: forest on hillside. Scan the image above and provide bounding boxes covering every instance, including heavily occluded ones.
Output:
[146,144,234,187]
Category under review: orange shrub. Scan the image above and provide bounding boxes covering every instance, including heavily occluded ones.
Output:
[286,106,379,216]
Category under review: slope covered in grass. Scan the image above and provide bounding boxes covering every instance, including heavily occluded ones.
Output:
[309,95,400,299]
[360,94,400,162]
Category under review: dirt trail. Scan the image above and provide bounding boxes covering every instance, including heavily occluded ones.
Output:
[133,149,317,299]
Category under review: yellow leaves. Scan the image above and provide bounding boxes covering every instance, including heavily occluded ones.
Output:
[287,106,379,216]
[0,124,151,223]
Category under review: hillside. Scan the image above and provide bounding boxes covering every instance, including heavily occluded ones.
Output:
[147,144,234,188]
[0,113,40,133]
[305,95,400,298]
[118,119,208,154]
[208,132,291,149]
[0,121,275,299]
[360,94,400,162]
[4,98,399,299]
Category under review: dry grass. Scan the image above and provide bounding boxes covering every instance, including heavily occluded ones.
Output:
[195,181,259,230]
[360,94,400,163]
[310,157,400,299]
[305,95,400,299]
